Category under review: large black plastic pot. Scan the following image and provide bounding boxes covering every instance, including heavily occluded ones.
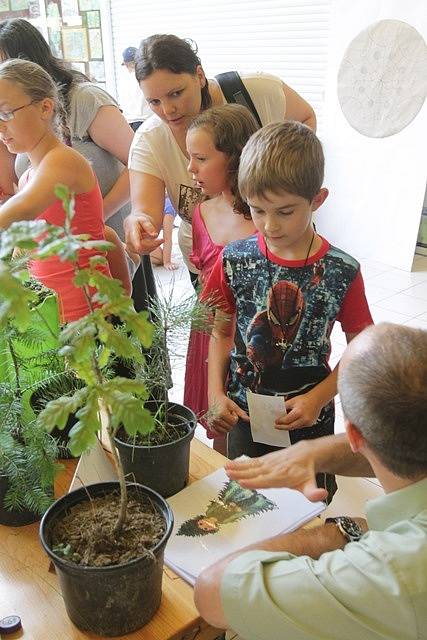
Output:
[114,402,196,498]
[39,481,173,637]
[0,474,40,527]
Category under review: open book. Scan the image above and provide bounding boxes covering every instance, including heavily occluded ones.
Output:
[165,466,325,585]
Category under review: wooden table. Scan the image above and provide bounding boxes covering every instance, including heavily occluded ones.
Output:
[0,438,224,640]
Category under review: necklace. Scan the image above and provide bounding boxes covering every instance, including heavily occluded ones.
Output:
[265,230,316,352]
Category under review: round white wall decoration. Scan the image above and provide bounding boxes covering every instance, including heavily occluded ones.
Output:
[337,19,427,138]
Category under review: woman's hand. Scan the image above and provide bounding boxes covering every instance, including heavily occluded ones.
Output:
[124,212,164,255]
[164,261,179,271]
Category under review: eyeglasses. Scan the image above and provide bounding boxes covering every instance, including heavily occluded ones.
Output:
[0,101,36,122]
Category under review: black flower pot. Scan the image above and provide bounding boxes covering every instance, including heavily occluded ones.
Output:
[114,402,196,498]
[39,481,173,637]
[0,474,40,527]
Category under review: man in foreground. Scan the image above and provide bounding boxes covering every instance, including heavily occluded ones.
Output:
[194,323,427,640]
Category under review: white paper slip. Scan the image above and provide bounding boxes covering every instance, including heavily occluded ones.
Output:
[247,389,291,447]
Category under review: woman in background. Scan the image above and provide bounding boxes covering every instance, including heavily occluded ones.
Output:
[0,18,134,241]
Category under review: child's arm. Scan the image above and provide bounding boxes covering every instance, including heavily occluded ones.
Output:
[0,148,81,228]
[162,213,178,270]
[104,226,132,296]
[275,331,358,431]
[207,312,249,436]
[0,142,16,203]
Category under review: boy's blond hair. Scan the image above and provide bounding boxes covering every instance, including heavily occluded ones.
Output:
[238,120,324,202]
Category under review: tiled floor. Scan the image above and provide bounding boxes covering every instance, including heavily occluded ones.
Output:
[152,233,427,514]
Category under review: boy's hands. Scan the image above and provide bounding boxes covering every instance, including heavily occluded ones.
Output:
[207,393,249,436]
[276,390,324,431]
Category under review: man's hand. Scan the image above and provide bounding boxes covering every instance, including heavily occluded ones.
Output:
[124,212,163,254]
[276,391,324,430]
[225,440,328,502]
[207,394,249,436]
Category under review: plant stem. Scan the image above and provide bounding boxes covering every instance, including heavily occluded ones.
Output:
[33,306,58,341]
[163,323,168,429]
[80,281,128,535]
[104,407,128,536]
[7,337,21,395]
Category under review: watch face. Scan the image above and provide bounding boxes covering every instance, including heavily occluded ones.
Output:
[338,517,363,540]
[326,516,363,541]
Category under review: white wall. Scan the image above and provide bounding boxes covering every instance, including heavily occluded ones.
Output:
[108,0,426,271]
[109,0,331,130]
[317,0,427,271]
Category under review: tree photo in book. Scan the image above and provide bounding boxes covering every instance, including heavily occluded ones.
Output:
[177,480,277,537]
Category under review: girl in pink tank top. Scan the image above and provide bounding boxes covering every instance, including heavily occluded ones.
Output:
[184,105,258,455]
[0,59,126,323]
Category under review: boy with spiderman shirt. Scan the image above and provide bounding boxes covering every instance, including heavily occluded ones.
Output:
[203,121,373,500]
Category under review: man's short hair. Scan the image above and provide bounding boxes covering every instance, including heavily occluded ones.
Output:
[238,121,324,203]
[339,323,427,478]
[122,46,137,65]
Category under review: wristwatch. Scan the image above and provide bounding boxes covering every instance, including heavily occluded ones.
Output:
[325,516,364,542]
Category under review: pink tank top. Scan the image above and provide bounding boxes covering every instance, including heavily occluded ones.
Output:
[190,205,224,285]
[29,177,111,323]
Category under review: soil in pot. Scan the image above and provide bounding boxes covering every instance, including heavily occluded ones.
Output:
[51,491,165,566]
[40,482,173,636]
[114,402,196,498]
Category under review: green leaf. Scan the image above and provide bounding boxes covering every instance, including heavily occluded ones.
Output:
[0,220,50,258]
[36,238,71,259]
[98,346,111,368]
[101,377,148,399]
[83,240,115,252]
[0,265,35,331]
[87,270,125,300]
[89,255,108,268]
[109,392,154,436]
[54,183,71,202]
[68,392,101,456]
[36,388,88,432]
[96,322,139,360]
[73,269,91,287]
[125,311,154,348]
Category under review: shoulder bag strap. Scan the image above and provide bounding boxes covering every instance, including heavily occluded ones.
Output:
[214,71,262,127]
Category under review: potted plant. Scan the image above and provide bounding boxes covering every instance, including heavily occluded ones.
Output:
[1,187,173,636]
[114,287,213,498]
[0,265,60,526]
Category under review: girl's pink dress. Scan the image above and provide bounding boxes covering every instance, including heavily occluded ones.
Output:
[184,205,223,436]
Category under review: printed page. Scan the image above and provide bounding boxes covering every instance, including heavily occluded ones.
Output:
[165,467,324,585]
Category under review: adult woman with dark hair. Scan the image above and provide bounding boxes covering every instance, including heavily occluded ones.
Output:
[0,18,134,240]
[125,33,316,282]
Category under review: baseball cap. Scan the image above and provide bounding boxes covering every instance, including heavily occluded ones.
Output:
[121,46,137,65]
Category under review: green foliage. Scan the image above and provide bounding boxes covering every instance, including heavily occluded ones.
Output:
[0,382,60,515]
[9,187,153,437]
[0,185,156,525]
[0,263,35,332]
[142,287,214,408]
[0,271,65,514]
